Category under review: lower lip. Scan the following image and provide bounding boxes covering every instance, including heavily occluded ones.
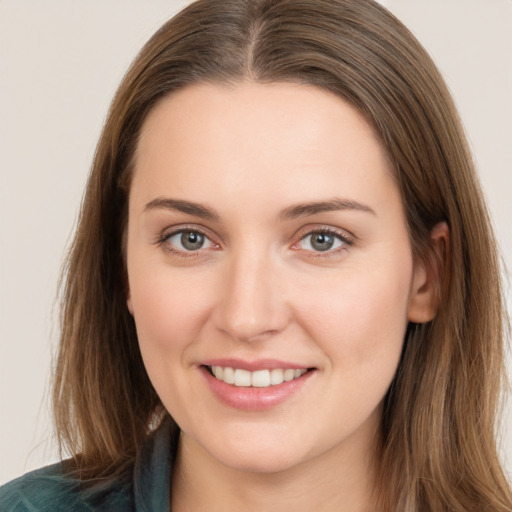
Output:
[200,366,314,411]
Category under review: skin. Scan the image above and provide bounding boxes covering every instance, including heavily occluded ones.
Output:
[126,82,444,512]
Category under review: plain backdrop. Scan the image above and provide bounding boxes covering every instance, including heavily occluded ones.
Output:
[1,0,511,485]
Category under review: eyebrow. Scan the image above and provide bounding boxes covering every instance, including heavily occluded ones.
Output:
[143,196,375,221]
[144,198,219,220]
[279,198,376,220]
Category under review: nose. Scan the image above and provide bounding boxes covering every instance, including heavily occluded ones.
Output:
[213,249,290,342]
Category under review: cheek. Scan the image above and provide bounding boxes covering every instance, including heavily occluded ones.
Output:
[127,264,218,417]
[128,265,213,357]
[297,254,413,374]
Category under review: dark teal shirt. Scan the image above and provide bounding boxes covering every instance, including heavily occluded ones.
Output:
[0,418,176,511]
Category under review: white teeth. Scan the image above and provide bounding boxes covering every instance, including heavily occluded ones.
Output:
[251,370,270,387]
[233,369,251,387]
[283,369,295,382]
[270,368,284,385]
[210,366,307,387]
[212,366,223,379]
[223,366,235,384]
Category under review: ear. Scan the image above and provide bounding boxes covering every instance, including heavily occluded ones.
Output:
[127,293,134,316]
[125,274,134,315]
[407,222,449,323]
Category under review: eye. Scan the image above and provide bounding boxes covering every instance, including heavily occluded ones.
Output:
[163,229,216,252]
[297,230,350,253]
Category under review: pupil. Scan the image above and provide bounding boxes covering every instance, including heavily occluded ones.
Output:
[311,233,333,251]
[181,231,204,250]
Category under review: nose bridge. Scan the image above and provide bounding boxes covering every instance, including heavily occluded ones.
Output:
[215,241,288,342]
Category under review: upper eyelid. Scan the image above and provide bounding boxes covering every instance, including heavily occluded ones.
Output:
[294,232,352,253]
[156,226,218,257]
[300,231,349,243]
[159,224,215,241]
[156,224,355,250]
[292,224,355,244]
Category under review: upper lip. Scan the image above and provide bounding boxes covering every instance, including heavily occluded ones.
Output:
[201,358,312,372]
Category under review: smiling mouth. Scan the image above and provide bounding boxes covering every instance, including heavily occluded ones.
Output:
[205,365,311,388]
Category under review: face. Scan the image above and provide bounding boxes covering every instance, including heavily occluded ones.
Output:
[126,82,432,474]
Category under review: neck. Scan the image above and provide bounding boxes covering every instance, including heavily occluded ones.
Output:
[171,425,379,512]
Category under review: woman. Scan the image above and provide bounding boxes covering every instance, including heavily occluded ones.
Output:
[1,0,510,510]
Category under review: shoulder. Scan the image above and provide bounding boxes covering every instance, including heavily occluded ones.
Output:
[0,462,134,512]
[0,463,80,512]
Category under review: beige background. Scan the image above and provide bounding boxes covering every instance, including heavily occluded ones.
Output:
[1,0,511,485]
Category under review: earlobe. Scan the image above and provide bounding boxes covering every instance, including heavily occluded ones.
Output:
[126,284,134,315]
[124,267,134,315]
[127,296,134,315]
[407,222,449,323]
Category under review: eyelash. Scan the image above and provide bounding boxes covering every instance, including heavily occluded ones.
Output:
[156,225,216,259]
[155,225,354,259]
[293,227,354,259]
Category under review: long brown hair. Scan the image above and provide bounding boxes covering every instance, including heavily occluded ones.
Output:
[53,0,511,509]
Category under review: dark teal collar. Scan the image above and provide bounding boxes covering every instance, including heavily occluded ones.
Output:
[134,416,179,512]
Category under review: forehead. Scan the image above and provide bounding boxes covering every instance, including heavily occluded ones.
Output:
[131,81,398,216]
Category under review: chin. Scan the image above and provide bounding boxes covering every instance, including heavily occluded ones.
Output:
[213,445,304,475]
[192,423,317,475]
